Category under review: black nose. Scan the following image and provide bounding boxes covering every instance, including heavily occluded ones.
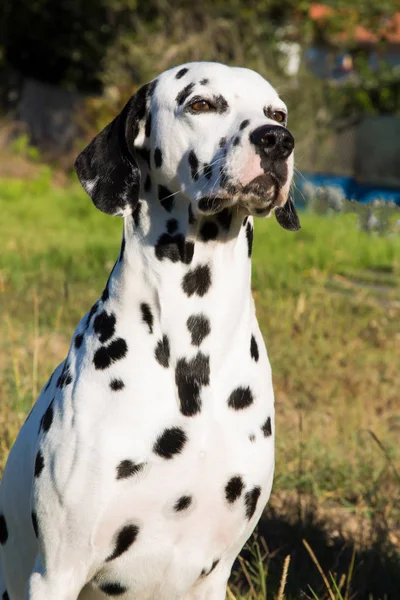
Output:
[249,125,294,160]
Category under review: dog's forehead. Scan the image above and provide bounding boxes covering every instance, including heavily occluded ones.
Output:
[153,62,284,109]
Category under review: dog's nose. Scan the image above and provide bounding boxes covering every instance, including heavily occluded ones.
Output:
[249,125,294,160]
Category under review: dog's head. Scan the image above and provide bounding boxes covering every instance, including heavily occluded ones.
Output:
[75,62,299,231]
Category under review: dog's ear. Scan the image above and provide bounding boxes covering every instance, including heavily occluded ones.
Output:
[274,196,301,231]
[75,83,151,216]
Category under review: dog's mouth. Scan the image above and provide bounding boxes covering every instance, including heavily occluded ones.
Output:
[196,169,300,231]
[197,173,286,217]
[243,173,279,194]
[240,174,280,214]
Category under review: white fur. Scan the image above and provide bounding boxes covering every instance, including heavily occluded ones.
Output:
[0,62,294,600]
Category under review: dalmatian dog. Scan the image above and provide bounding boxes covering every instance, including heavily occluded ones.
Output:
[0,61,299,600]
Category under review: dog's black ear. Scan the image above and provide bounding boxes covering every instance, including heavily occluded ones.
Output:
[274,196,301,231]
[75,84,150,216]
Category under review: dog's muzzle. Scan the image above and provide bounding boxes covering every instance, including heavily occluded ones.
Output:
[239,124,294,213]
[197,125,295,217]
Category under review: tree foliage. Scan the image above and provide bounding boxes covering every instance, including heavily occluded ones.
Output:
[1,0,305,90]
[0,0,398,118]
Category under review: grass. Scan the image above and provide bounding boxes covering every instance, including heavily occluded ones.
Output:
[1,174,399,599]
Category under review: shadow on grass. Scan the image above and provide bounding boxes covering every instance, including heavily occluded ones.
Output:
[232,496,400,599]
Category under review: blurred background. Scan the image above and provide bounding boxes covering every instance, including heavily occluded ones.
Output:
[0,1,399,599]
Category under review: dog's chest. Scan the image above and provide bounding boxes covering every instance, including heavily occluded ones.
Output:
[86,397,274,596]
[76,336,274,507]
[35,282,274,595]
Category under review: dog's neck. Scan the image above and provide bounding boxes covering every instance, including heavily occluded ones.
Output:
[103,193,255,364]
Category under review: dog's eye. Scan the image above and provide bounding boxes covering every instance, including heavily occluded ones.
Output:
[270,110,286,124]
[190,100,212,112]
[264,107,287,124]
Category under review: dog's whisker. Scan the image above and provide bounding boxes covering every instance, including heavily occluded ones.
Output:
[192,155,226,180]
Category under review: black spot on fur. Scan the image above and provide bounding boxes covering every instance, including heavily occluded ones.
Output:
[140,303,154,334]
[110,379,125,391]
[101,285,109,302]
[243,216,249,226]
[228,386,254,410]
[200,78,209,85]
[94,311,116,344]
[74,333,84,349]
[209,558,220,574]
[154,147,163,168]
[201,558,220,577]
[198,196,223,212]
[86,302,99,328]
[158,185,174,212]
[153,427,187,459]
[182,265,211,297]
[155,335,170,368]
[245,486,261,520]
[147,79,158,98]
[249,433,256,442]
[246,222,254,257]
[133,201,142,227]
[174,495,192,512]
[119,237,126,262]
[188,150,199,181]
[215,95,229,113]
[175,353,210,417]
[0,514,8,544]
[233,136,240,146]
[216,208,232,231]
[2,591,10,600]
[187,314,210,346]
[261,416,272,437]
[135,93,146,122]
[145,112,152,137]
[200,221,219,242]
[176,67,189,79]
[225,476,244,503]
[250,335,259,362]
[167,219,178,234]
[188,204,196,225]
[219,137,226,148]
[106,524,139,561]
[56,363,72,388]
[99,582,128,596]
[184,241,195,264]
[34,450,44,477]
[144,174,152,193]
[41,400,54,433]
[176,82,195,106]
[116,460,144,480]
[135,146,151,169]
[240,119,250,130]
[203,163,213,180]
[93,338,128,370]
[155,233,194,264]
[31,511,39,537]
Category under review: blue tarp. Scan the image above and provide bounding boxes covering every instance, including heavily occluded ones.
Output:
[294,172,400,207]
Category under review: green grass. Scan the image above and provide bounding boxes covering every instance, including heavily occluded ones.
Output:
[1,174,399,599]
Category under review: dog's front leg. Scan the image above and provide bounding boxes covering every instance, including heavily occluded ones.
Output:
[25,555,87,600]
